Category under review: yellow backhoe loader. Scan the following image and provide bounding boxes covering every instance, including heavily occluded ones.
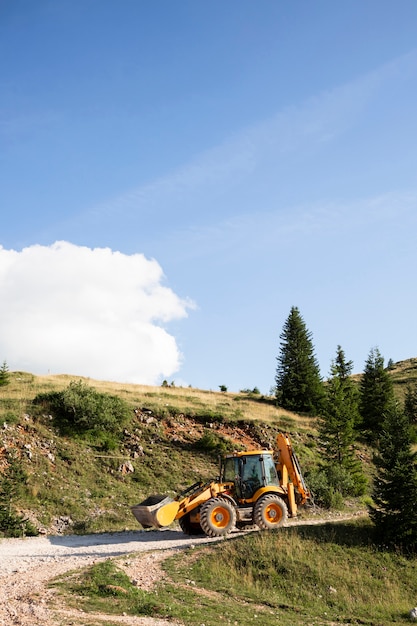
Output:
[131,432,310,538]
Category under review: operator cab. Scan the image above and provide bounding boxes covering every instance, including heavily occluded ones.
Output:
[221,452,280,499]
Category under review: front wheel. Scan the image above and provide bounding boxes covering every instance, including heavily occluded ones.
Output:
[253,494,288,530]
[200,497,236,538]
[178,513,203,535]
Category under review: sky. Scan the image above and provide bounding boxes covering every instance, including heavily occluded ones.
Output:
[1,1,417,393]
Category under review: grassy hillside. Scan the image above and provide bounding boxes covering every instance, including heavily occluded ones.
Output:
[386,357,417,399]
[0,371,318,534]
[0,358,415,535]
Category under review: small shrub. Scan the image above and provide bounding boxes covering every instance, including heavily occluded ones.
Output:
[0,451,38,537]
[240,387,261,395]
[166,405,181,418]
[2,411,19,425]
[360,494,374,508]
[32,380,131,437]
[192,409,225,424]
[195,429,230,455]
[0,360,10,387]
[325,487,345,510]
[0,507,38,538]
[307,463,365,509]
[278,415,296,430]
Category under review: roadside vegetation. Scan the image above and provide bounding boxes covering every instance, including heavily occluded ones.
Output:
[51,518,417,626]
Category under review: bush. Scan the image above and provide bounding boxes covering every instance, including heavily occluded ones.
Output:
[307,463,366,509]
[195,429,231,456]
[239,387,260,395]
[0,451,38,537]
[33,380,131,436]
[0,507,38,538]
[2,411,19,425]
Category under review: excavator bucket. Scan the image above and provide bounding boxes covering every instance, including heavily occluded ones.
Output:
[131,494,180,529]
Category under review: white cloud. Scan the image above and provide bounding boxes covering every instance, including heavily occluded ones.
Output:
[0,241,194,384]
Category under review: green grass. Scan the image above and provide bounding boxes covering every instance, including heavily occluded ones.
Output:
[1,360,415,533]
[388,358,417,402]
[8,370,312,426]
[52,559,160,617]
[51,518,417,626]
[1,372,312,533]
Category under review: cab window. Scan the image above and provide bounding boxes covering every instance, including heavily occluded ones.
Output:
[262,454,279,486]
[240,455,262,497]
[222,457,238,483]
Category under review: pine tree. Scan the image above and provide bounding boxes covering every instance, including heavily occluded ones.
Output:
[369,402,417,552]
[0,360,10,387]
[359,347,394,441]
[319,346,366,497]
[321,346,358,465]
[275,307,324,414]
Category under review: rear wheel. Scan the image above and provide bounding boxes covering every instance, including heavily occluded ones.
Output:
[200,497,236,538]
[178,513,203,535]
[253,494,288,530]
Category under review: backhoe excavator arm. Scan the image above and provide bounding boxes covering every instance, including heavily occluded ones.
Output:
[275,432,310,506]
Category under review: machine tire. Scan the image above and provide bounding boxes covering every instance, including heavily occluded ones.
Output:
[178,513,203,535]
[253,494,288,530]
[200,497,236,538]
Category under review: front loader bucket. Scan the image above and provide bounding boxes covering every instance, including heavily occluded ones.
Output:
[131,494,180,529]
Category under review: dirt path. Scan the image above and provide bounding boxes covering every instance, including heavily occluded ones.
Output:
[0,514,364,626]
[0,528,239,626]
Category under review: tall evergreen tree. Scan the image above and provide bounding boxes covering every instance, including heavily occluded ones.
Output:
[369,402,417,552]
[275,307,323,414]
[359,347,394,441]
[321,346,359,465]
[318,346,366,497]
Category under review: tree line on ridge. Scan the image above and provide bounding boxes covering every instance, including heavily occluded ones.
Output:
[275,305,417,553]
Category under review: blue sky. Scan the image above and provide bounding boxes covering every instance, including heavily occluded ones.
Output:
[1,1,417,392]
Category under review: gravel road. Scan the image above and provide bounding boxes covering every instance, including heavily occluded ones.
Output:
[0,514,362,625]
[0,528,221,576]
[0,528,230,626]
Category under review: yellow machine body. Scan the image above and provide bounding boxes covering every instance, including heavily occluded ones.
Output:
[131,432,310,537]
